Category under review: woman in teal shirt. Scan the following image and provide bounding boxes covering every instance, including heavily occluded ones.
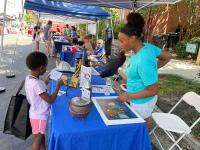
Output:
[118,12,163,121]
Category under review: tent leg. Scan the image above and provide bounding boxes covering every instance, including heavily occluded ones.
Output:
[110,19,114,56]
[86,23,88,35]
[1,0,8,51]
[110,19,114,42]
[0,0,8,93]
[96,21,99,40]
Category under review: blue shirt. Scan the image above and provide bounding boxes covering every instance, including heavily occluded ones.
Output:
[127,43,161,104]
[94,46,105,61]
[106,27,113,39]
[43,25,51,41]
[71,30,78,39]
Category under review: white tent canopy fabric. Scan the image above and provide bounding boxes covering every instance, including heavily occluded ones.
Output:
[49,0,182,10]
[39,12,95,24]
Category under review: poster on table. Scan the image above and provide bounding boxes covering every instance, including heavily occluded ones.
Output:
[92,96,144,126]
[79,65,92,88]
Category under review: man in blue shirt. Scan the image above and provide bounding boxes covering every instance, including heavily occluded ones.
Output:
[43,20,53,56]
[105,26,113,57]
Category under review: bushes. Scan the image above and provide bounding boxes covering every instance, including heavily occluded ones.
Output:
[175,41,189,59]
[113,23,125,39]
[190,37,200,45]
[175,36,200,59]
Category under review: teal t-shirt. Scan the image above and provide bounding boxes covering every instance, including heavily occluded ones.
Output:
[127,43,161,104]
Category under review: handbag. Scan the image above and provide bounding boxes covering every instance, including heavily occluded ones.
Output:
[3,80,32,140]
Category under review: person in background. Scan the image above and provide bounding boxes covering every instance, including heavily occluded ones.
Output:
[77,40,86,65]
[72,38,79,46]
[25,52,64,150]
[87,34,96,49]
[63,26,67,36]
[63,24,70,37]
[70,26,78,40]
[117,12,171,126]
[105,26,113,57]
[77,40,85,51]
[83,35,93,66]
[83,35,93,55]
[43,20,53,57]
[33,24,41,51]
[56,25,60,33]
[87,34,93,39]
[89,39,105,62]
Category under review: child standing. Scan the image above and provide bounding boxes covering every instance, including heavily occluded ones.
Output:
[25,52,64,150]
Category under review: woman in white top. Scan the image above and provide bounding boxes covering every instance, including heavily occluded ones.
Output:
[33,25,41,51]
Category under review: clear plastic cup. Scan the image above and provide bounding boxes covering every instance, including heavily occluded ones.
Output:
[105,78,112,86]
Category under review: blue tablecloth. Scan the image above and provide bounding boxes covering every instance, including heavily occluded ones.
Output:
[48,75,152,150]
[54,40,71,54]
[60,51,83,67]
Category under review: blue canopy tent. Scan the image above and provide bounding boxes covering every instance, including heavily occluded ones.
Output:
[24,0,112,20]
[48,0,183,78]
[49,0,182,10]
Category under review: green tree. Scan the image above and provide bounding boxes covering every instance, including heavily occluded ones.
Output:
[24,13,33,24]
[98,8,121,39]
[79,24,86,37]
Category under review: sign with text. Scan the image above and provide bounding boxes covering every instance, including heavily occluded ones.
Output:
[79,65,92,88]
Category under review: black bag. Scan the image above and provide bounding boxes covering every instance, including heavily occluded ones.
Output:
[3,80,32,140]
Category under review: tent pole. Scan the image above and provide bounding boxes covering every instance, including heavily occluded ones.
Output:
[0,0,7,93]
[39,12,40,20]
[96,20,99,40]
[86,23,88,35]
[110,19,114,41]
[1,0,8,51]
[5,0,24,78]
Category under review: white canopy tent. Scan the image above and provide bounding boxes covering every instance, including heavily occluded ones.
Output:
[39,12,95,24]
[39,12,97,36]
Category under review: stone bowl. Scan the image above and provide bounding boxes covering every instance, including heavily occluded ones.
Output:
[69,97,92,118]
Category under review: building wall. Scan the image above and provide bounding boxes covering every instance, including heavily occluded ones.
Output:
[121,1,200,42]
[145,1,200,41]
[0,0,23,16]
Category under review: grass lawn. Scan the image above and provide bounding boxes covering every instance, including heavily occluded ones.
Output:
[158,74,200,140]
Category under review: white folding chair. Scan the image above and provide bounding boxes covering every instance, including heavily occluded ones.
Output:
[150,91,200,150]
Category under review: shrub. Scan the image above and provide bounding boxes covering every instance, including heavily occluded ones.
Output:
[175,41,189,59]
[190,37,200,44]
[113,23,125,39]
